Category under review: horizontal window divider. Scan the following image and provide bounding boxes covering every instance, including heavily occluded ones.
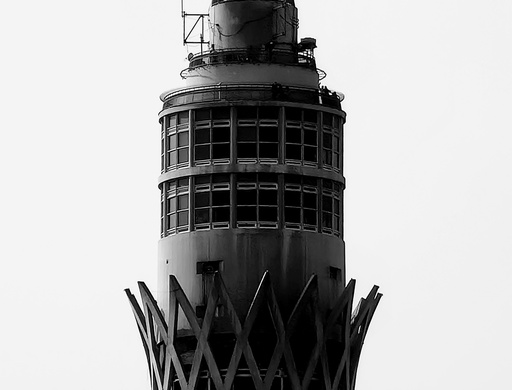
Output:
[212,223,229,229]
[238,222,257,228]
[212,159,230,165]
[237,159,258,164]
[212,120,230,126]
[259,222,278,229]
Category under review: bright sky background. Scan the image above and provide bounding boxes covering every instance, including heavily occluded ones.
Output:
[1,0,512,389]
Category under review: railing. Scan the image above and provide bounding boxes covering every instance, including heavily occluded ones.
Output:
[161,83,341,110]
[186,47,316,70]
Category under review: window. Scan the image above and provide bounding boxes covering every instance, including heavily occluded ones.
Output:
[284,175,318,231]
[285,108,318,166]
[321,179,341,235]
[194,175,230,230]
[236,106,279,163]
[322,112,341,171]
[194,108,231,165]
[165,178,190,235]
[160,118,165,174]
[165,111,190,171]
[236,173,278,228]
[159,174,342,238]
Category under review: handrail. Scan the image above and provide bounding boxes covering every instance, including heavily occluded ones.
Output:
[184,47,316,71]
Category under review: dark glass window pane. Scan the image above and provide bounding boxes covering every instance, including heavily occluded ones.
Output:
[212,207,229,222]
[195,128,210,144]
[237,106,257,120]
[237,206,257,221]
[212,107,230,120]
[170,134,177,149]
[303,177,317,187]
[334,136,340,152]
[322,212,332,228]
[259,106,279,119]
[304,109,317,123]
[323,180,333,190]
[178,211,189,226]
[238,127,257,142]
[286,107,301,121]
[178,131,189,146]
[286,144,301,160]
[334,216,341,231]
[169,197,177,213]
[304,209,317,225]
[195,109,210,121]
[195,209,210,224]
[260,207,278,222]
[323,112,333,127]
[212,190,230,206]
[170,150,177,165]
[303,192,317,209]
[195,145,210,161]
[238,173,256,183]
[304,146,317,162]
[178,111,189,124]
[212,127,230,142]
[333,116,341,129]
[195,176,209,185]
[285,174,301,185]
[260,143,278,159]
[237,189,257,205]
[334,199,340,214]
[322,195,332,212]
[286,128,301,143]
[213,174,230,184]
[285,208,301,223]
[195,192,210,208]
[285,191,301,207]
[238,143,257,158]
[178,194,189,210]
[323,133,332,149]
[169,115,177,128]
[178,148,189,163]
[212,143,230,159]
[323,150,332,165]
[258,173,277,183]
[168,214,176,228]
[260,189,277,206]
[304,129,317,145]
[259,126,278,142]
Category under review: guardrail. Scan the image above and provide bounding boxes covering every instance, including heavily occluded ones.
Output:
[160,83,341,110]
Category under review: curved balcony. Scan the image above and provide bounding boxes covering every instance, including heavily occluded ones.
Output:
[161,83,342,111]
[186,47,316,72]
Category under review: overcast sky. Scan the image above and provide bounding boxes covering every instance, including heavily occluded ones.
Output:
[1,1,512,389]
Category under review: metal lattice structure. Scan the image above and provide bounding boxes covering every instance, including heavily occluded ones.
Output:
[126,272,381,390]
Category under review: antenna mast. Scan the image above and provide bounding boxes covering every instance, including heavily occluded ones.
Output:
[181,0,209,55]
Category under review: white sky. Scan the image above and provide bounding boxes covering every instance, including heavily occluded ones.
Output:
[1,0,511,389]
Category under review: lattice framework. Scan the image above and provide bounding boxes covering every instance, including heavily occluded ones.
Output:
[125,272,380,390]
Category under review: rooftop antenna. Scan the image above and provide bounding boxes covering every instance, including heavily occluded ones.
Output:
[181,0,209,56]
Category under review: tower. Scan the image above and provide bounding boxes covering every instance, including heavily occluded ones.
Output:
[126,1,381,390]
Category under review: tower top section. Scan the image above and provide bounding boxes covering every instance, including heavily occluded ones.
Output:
[209,0,299,52]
